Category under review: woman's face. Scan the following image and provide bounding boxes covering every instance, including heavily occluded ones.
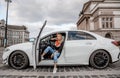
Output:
[57,34,62,41]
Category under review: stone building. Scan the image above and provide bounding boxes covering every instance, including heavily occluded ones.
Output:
[77,0,120,40]
[0,19,29,47]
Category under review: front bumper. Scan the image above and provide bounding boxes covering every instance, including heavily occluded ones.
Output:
[2,52,10,65]
[2,57,8,65]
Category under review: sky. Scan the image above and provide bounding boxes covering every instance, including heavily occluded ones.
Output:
[0,0,88,38]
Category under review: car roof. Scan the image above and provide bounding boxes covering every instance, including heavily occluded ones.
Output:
[42,29,91,34]
[41,29,82,37]
[40,29,103,39]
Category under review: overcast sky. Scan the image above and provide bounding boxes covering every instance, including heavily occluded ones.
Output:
[0,0,88,38]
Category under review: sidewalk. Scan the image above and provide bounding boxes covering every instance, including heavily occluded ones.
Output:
[0,69,120,78]
[0,47,4,50]
[0,47,4,65]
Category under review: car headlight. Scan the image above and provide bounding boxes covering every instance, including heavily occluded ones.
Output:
[4,48,10,52]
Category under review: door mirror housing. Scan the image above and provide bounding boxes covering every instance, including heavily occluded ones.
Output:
[29,38,36,42]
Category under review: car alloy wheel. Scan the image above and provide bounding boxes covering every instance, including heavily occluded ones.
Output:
[90,50,110,69]
[9,51,29,70]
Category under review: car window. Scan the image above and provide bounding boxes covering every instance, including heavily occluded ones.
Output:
[68,31,96,40]
[41,33,65,42]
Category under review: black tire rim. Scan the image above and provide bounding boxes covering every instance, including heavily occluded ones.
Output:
[94,52,109,67]
[11,53,25,68]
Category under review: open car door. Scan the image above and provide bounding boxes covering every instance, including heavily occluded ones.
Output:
[33,20,47,70]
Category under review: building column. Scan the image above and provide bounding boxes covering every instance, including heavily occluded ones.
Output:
[99,18,102,29]
[22,31,25,42]
[0,39,1,47]
[86,17,90,31]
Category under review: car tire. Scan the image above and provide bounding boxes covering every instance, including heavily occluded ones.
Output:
[9,51,29,70]
[89,50,110,69]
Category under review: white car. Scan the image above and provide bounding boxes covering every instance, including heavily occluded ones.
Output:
[2,21,120,70]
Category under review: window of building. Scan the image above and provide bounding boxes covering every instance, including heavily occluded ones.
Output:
[102,17,113,29]
[68,31,96,40]
[105,33,112,39]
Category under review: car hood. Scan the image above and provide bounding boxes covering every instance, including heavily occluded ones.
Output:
[7,42,33,51]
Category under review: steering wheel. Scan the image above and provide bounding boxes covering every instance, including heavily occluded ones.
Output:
[40,37,55,50]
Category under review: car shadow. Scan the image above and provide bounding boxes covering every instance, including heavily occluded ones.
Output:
[0,60,120,72]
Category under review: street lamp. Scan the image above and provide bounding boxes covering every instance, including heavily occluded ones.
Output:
[4,0,12,48]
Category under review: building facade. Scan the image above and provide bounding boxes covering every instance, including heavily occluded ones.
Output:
[77,0,120,40]
[0,19,29,47]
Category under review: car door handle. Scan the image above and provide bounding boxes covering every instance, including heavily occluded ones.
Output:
[86,42,92,45]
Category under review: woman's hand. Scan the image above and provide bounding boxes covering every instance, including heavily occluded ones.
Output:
[56,50,58,53]
[51,38,57,40]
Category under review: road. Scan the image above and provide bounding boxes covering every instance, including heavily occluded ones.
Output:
[0,47,120,78]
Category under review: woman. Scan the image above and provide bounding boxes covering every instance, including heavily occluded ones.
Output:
[41,33,64,73]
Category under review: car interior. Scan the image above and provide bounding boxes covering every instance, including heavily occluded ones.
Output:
[38,33,66,62]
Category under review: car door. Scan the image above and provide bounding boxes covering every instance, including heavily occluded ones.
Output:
[65,31,97,64]
[33,20,47,70]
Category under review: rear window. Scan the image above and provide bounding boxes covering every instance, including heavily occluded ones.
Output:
[68,31,96,40]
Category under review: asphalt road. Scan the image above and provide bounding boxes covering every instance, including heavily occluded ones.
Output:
[0,47,120,78]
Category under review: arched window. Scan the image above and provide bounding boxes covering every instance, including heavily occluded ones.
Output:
[105,33,112,39]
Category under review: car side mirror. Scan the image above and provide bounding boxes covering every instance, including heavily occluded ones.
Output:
[29,38,36,42]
